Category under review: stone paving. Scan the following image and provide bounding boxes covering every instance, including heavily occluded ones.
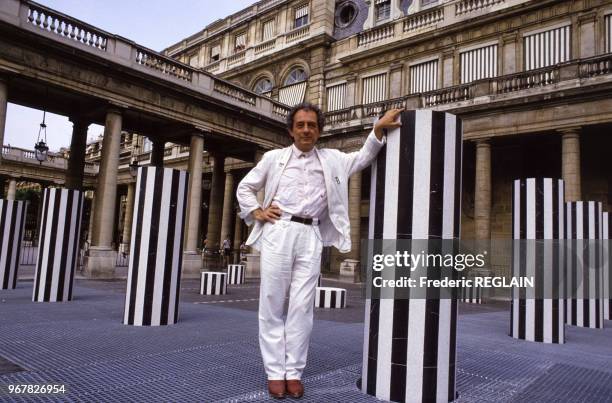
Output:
[0,274,611,402]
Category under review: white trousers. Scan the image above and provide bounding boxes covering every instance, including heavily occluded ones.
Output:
[259,218,323,380]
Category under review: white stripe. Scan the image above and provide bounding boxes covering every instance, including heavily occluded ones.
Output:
[0,200,10,281]
[442,114,456,239]
[63,192,79,300]
[38,190,55,300]
[169,170,187,322]
[50,190,67,302]
[525,179,535,340]
[436,298,451,402]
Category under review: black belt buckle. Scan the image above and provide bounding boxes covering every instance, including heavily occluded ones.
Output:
[290,215,313,225]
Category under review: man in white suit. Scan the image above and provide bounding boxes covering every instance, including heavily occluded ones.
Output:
[236,103,401,399]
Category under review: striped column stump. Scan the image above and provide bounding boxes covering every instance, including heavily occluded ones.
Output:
[362,110,462,403]
[604,212,611,321]
[510,178,565,344]
[226,264,245,285]
[123,167,189,326]
[33,189,84,302]
[200,271,227,295]
[565,201,604,329]
[460,286,482,304]
[315,287,346,308]
[0,199,28,290]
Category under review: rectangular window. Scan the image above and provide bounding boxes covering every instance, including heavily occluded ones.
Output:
[278,82,308,106]
[375,0,391,22]
[362,73,387,104]
[410,59,438,94]
[326,83,347,112]
[294,4,309,28]
[460,44,498,84]
[524,25,571,70]
[234,32,247,51]
[262,19,275,41]
[210,44,220,62]
[606,15,612,53]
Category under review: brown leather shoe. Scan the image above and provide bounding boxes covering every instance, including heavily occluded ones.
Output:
[268,380,286,399]
[286,379,304,398]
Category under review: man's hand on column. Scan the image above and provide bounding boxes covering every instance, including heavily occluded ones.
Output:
[374,108,403,140]
[253,204,282,223]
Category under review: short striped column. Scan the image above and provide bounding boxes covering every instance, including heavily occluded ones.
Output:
[604,212,611,320]
[123,167,189,326]
[565,201,604,329]
[227,264,245,285]
[200,271,227,295]
[362,110,462,403]
[510,178,565,344]
[0,199,28,290]
[460,286,482,304]
[33,188,84,302]
[315,287,346,308]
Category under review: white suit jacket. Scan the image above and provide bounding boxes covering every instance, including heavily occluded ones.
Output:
[236,130,385,253]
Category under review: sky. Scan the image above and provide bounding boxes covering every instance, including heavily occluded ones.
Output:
[4,0,255,151]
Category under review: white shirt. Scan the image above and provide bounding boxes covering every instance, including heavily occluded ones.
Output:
[272,144,327,219]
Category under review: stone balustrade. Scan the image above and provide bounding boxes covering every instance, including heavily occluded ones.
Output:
[403,7,444,33]
[455,0,505,16]
[357,24,394,46]
[579,53,612,78]
[286,25,310,43]
[135,47,193,81]
[1,145,98,173]
[495,66,560,93]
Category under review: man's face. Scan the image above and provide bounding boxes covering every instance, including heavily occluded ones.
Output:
[289,109,320,152]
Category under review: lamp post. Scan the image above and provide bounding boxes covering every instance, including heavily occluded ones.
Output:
[34,111,49,163]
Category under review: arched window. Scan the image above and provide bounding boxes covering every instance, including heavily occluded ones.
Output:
[284,68,307,85]
[253,78,273,95]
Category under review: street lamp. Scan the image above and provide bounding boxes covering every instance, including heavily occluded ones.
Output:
[34,111,49,163]
[129,143,140,178]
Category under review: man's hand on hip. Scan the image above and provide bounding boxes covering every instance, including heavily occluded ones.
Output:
[253,204,282,223]
[374,108,403,140]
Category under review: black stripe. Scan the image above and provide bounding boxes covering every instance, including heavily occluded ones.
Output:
[453,116,462,239]
[57,190,74,301]
[534,178,544,342]
[594,203,601,328]
[11,202,27,289]
[44,190,62,302]
[330,290,337,308]
[341,290,345,308]
[582,203,589,326]
[518,180,526,339]
[4,201,17,290]
[143,168,164,326]
[571,203,577,325]
[34,190,50,301]
[389,111,414,402]
[68,194,83,301]
[161,170,180,324]
[366,143,386,395]
[0,201,9,289]
[552,180,560,342]
[128,168,148,325]
[173,171,189,324]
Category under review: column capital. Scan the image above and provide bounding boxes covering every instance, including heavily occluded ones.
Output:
[474,138,491,147]
[558,127,581,137]
[106,106,124,116]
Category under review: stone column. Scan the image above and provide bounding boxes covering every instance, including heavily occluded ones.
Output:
[182,134,204,276]
[87,193,95,245]
[561,128,581,202]
[150,139,165,167]
[474,140,492,240]
[219,171,234,245]
[206,155,225,250]
[85,108,122,278]
[341,171,362,282]
[65,118,88,190]
[6,179,16,200]
[120,182,135,253]
[0,78,7,165]
[233,211,243,263]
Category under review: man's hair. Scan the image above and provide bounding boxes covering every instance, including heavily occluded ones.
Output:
[286,102,325,133]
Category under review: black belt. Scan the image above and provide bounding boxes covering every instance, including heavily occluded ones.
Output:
[290,215,313,225]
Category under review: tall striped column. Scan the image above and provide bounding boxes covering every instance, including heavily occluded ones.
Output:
[123,167,189,326]
[33,188,84,302]
[362,110,462,403]
[510,178,565,344]
[603,212,610,320]
[0,199,28,290]
[565,201,604,329]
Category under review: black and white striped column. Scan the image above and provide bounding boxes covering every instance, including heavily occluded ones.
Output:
[315,287,347,308]
[227,264,245,285]
[565,201,604,329]
[0,199,28,290]
[123,167,189,326]
[460,286,482,304]
[200,271,227,295]
[362,110,462,403]
[510,178,565,344]
[33,188,84,302]
[604,212,610,321]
